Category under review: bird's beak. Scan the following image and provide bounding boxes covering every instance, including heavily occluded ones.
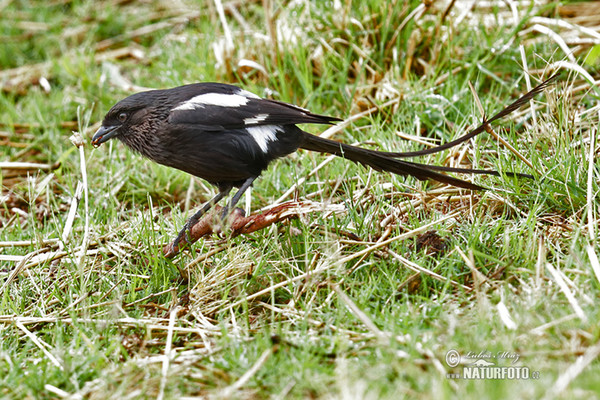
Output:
[92,125,120,147]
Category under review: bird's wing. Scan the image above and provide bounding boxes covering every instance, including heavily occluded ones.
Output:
[167,90,340,131]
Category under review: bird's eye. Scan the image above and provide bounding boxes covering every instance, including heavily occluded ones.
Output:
[118,112,127,122]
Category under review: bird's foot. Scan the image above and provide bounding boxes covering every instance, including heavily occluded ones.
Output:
[164,207,247,257]
[169,221,194,254]
[213,207,245,235]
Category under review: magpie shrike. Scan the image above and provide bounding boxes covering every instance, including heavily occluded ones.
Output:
[92,76,555,250]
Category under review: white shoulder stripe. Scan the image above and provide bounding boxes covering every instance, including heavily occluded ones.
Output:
[236,88,261,99]
[247,125,280,153]
[172,93,250,111]
[244,114,269,125]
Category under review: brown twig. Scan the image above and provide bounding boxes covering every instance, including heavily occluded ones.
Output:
[163,200,344,258]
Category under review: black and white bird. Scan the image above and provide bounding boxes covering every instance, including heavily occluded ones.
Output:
[92,77,555,249]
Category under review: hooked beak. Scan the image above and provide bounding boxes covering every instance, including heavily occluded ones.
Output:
[92,125,121,147]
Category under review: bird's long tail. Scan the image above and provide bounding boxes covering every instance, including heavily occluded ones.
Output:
[299,133,485,190]
[300,74,558,190]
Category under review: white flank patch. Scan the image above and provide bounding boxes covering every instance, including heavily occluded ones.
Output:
[244,114,269,125]
[173,93,250,110]
[247,125,280,153]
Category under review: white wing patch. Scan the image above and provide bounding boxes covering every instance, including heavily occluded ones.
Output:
[244,114,269,125]
[236,88,261,99]
[247,125,281,153]
[173,93,250,110]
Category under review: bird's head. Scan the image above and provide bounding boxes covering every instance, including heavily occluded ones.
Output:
[92,92,158,147]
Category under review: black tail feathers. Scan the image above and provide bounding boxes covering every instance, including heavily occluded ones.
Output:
[299,133,485,190]
[299,74,558,190]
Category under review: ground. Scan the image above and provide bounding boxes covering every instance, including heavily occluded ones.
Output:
[1,0,599,399]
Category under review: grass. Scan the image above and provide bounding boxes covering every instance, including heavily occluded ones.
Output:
[1,0,599,399]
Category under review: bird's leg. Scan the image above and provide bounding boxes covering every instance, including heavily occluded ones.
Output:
[173,187,232,247]
[219,176,257,221]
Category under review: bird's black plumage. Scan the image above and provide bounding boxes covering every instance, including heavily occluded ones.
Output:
[92,77,556,250]
[94,83,340,188]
